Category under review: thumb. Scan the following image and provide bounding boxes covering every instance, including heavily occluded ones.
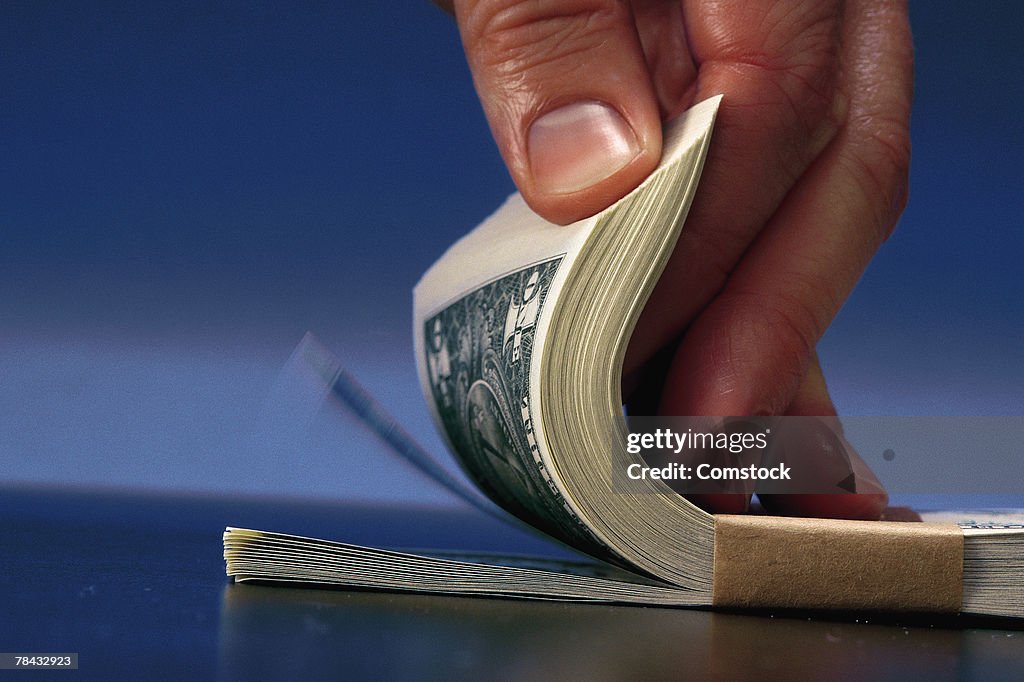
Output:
[454,0,662,224]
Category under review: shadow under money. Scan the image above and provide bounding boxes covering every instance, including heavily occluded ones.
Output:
[217,583,1023,680]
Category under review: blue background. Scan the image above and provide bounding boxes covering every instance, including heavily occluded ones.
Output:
[1,1,1021,505]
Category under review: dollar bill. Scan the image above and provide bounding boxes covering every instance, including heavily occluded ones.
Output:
[919,510,1024,534]
[422,257,603,550]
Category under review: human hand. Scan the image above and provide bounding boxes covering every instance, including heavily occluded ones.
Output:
[445,0,912,519]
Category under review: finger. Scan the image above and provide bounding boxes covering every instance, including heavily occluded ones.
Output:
[683,355,886,517]
[624,0,846,379]
[454,0,663,224]
[629,0,698,118]
[658,0,912,414]
[757,354,889,520]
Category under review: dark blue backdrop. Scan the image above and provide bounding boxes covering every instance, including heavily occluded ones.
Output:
[1,1,1021,504]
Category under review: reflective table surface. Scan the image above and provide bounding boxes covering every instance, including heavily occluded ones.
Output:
[2,486,1022,680]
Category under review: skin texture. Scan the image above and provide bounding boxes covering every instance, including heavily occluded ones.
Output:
[446,0,912,518]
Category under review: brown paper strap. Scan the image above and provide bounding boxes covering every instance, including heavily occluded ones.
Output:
[712,515,963,613]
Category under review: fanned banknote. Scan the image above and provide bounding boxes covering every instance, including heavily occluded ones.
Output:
[421,257,605,550]
[225,96,1024,619]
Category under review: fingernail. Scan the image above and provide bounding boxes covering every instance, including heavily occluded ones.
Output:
[848,443,887,496]
[527,101,641,195]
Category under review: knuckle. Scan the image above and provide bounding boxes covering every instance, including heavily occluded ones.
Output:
[698,8,846,190]
[843,113,912,241]
[754,292,817,369]
[704,3,844,142]
[460,0,626,84]
[703,290,816,415]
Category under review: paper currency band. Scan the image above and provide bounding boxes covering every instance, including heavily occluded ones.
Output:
[712,515,964,613]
